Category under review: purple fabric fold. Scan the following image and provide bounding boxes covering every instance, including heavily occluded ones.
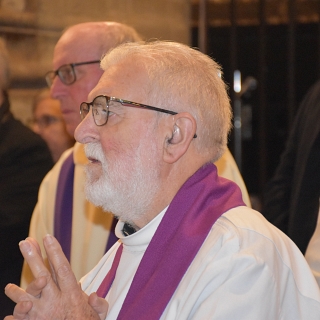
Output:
[97,244,123,298]
[54,152,75,261]
[118,163,245,319]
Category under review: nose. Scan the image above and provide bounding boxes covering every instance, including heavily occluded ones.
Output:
[74,110,99,144]
[50,76,66,99]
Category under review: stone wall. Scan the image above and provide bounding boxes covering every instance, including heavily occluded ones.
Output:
[0,0,190,124]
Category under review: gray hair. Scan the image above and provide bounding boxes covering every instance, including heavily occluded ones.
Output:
[101,41,232,161]
[0,38,10,90]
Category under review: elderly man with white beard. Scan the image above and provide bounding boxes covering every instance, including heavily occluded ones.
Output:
[21,21,251,291]
[4,41,320,319]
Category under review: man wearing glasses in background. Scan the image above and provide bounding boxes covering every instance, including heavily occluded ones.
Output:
[21,21,251,289]
[20,21,143,288]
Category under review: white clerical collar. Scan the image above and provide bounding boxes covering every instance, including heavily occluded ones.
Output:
[115,207,168,246]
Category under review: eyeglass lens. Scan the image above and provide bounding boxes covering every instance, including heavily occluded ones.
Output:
[45,65,75,87]
[57,65,75,85]
[80,96,110,126]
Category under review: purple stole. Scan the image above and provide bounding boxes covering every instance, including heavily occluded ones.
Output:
[54,152,117,261]
[54,152,75,261]
[99,163,245,319]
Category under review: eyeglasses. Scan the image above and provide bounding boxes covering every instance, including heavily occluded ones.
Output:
[80,95,197,138]
[80,95,177,126]
[45,60,100,87]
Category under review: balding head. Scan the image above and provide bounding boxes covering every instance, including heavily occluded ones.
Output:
[58,22,142,63]
[50,21,142,136]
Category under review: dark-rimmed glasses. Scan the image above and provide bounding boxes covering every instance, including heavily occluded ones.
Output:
[80,95,197,138]
[45,60,100,87]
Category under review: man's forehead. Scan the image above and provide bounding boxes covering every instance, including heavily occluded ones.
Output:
[52,50,96,68]
[88,64,146,102]
[53,35,100,67]
[88,83,113,102]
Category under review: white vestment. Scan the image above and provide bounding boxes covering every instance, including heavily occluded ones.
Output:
[81,206,320,320]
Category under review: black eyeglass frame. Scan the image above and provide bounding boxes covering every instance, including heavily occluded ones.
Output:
[45,60,100,87]
[80,95,197,138]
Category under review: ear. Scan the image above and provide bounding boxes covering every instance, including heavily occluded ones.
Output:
[163,112,197,164]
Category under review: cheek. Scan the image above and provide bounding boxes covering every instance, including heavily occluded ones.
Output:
[42,125,60,138]
[76,76,102,102]
[55,123,68,134]
[99,133,142,167]
[62,83,91,108]
[67,88,87,107]
[100,135,127,160]
[98,115,160,163]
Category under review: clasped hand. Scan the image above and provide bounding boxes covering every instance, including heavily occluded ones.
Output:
[4,235,108,320]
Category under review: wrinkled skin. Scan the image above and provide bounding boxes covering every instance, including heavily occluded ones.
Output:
[4,236,108,320]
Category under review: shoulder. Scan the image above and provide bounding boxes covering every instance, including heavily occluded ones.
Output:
[208,206,320,298]
[215,206,298,255]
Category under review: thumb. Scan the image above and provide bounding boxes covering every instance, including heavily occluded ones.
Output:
[88,292,109,319]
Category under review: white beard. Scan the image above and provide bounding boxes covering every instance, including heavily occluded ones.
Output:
[84,140,160,226]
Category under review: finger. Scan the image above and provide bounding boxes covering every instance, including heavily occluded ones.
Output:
[88,292,109,319]
[46,250,59,288]
[5,283,31,304]
[12,300,33,319]
[25,276,47,297]
[43,235,79,294]
[19,239,59,300]
[19,239,51,281]
[26,237,42,256]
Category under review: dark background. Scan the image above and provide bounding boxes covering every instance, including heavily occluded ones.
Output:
[192,22,320,203]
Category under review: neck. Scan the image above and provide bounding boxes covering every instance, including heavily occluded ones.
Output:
[130,159,208,230]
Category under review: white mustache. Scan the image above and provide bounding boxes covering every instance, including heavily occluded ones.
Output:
[84,142,105,162]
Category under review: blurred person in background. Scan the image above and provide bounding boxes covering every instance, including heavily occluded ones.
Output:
[0,38,53,316]
[31,88,74,163]
[262,79,320,285]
